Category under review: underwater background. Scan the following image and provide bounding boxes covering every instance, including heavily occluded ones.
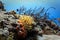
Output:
[1,0,60,25]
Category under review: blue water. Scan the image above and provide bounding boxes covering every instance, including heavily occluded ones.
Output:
[1,0,60,25]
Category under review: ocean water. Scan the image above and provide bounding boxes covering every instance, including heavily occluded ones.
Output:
[1,0,60,18]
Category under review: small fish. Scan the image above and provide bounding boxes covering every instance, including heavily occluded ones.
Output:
[56,18,60,21]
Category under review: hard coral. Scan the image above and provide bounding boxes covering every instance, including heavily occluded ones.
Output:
[17,15,35,29]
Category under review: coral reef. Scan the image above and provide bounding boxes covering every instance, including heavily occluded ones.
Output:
[0,1,60,40]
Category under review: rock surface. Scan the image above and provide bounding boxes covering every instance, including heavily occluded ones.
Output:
[38,35,60,40]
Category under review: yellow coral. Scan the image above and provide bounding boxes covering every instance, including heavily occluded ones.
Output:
[17,15,35,29]
[18,15,34,25]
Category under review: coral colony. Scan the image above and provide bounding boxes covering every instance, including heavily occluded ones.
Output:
[0,1,60,40]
